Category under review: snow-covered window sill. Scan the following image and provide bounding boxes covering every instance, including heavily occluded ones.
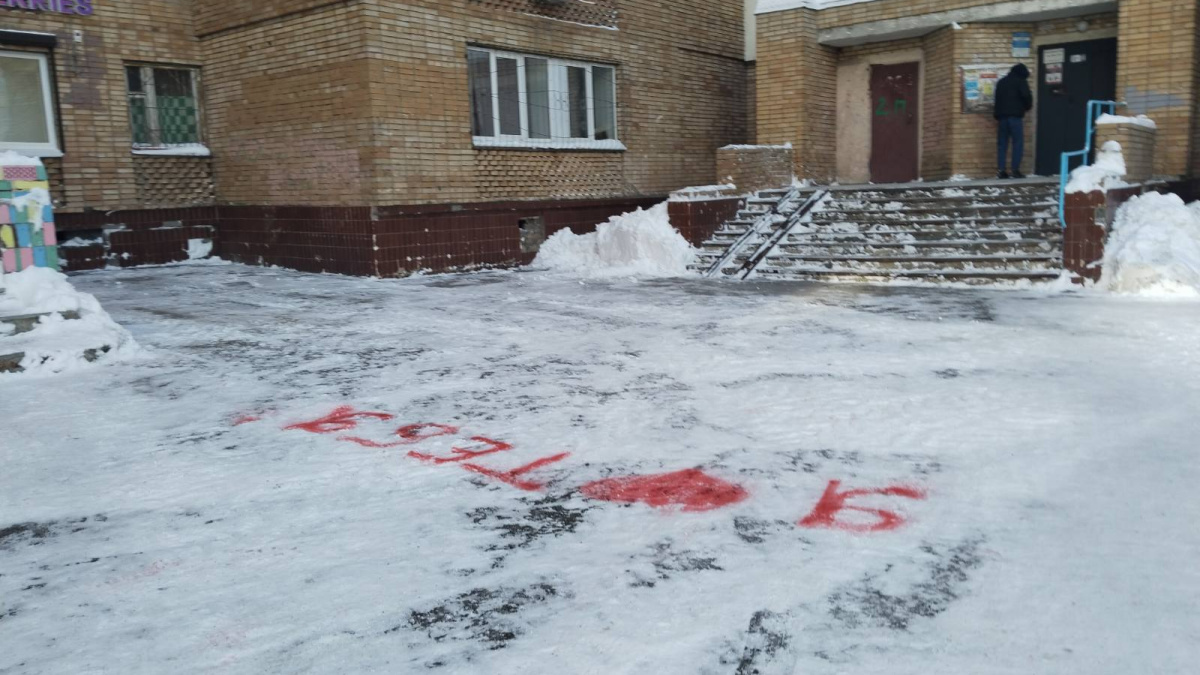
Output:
[132,145,212,157]
[0,146,62,158]
[473,138,626,152]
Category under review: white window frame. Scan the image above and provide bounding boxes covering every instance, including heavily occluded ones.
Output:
[469,47,624,151]
[0,50,62,158]
[126,64,210,157]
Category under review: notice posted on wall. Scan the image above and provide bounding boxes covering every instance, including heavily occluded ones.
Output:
[961,65,1003,114]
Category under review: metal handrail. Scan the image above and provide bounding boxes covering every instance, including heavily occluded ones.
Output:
[1058,99,1121,226]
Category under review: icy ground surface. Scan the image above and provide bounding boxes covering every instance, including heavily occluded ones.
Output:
[3,264,1200,674]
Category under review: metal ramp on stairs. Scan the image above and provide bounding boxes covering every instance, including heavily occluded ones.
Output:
[696,178,1064,284]
[692,187,829,279]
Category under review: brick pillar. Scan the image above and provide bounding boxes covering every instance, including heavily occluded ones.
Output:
[1063,186,1150,283]
[755,7,838,182]
[0,160,58,274]
[1118,0,1200,178]
[668,196,744,247]
[716,145,794,192]
[1094,122,1157,183]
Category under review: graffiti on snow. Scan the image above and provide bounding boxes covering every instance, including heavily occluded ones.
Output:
[262,407,928,531]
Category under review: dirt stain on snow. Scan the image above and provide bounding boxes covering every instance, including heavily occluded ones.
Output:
[825,536,986,631]
[397,583,561,651]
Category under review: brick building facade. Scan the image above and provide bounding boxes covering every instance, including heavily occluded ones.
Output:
[754,0,1200,184]
[1,0,749,274]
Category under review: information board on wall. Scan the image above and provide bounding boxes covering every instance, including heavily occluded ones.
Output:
[961,65,1004,114]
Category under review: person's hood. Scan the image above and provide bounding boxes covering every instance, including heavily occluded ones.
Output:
[1009,63,1030,79]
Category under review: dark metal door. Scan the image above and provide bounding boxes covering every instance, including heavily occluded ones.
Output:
[1035,38,1118,175]
[870,62,920,184]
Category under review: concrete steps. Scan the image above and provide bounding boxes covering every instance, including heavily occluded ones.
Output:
[695,178,1064,284]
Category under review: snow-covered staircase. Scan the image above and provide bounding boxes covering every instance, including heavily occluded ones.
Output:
[756,179,1062,283]
[696,178,1064,284]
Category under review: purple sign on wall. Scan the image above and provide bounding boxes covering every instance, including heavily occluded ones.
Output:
[1,0,94,16]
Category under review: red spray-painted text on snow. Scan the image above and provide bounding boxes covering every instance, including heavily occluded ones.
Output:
[270,407,926,530]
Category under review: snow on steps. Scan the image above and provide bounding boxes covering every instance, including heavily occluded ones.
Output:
[699,178,1063,284]
[0,295,89,373]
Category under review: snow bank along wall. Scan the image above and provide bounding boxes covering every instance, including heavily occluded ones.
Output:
[0,157,58,274]
[1,0,752,276]
[755,0,1200,184]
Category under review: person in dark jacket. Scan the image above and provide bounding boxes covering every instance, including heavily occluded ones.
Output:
[993,63,1033,178]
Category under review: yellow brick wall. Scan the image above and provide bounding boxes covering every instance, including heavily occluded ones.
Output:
[353,0,749,206]
[200,4,374,205]
[921,27,955,180]
[0,2,207,212]
[756,7,837,181]
[1094,123,1156,182]
[1117,0,1198,177]
[757,1,1175,182]
[949,23,1035,178]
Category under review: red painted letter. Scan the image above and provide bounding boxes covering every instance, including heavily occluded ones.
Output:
[579,469,749,512]
[462,453,571,491]
[408,436,512,465]
[340,423,460,448]
[798,480,926,533]
[284,406,394,434]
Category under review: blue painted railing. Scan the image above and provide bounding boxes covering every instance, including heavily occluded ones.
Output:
[1058,100,1120,227]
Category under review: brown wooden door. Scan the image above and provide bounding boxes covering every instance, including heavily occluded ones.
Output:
[870,62,920,183]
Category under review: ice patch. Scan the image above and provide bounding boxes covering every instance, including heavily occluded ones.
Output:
[1100,192,1200,297]
[532,203,697,278]
[1066,141,1129,193]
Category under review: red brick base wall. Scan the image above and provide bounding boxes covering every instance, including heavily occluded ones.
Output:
[1062,186,1149,282]
[57,207,218,272]
[55,197,664,276]
[668,197,744,246]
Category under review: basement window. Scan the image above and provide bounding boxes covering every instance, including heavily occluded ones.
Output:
[126,65,209,156]
[468,47,624,151]
[0,50,61,157]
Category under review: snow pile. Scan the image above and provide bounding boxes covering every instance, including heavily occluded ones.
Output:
[1066,141,1129,193]
[533,203,697,278]
[0,267,138,375]
[0,150,43,167]
[1096,114,1157,130]
[1100,192,1200,297]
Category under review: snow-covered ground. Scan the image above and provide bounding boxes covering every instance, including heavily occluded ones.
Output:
[3,263,1199,674]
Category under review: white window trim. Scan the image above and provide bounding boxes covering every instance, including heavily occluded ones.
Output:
[127,64,208,155]
[469,48,625,151]
[0,50,62,158]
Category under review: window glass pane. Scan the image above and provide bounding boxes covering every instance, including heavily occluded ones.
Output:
[468,50,494,137]
[152,69,199,144]
[593,66,616,141]
[154,68,192,97]
[129,97,151,145]
[0,55,50,145]
[496,57,520,136]
[566,66,588,139]
[526,58,551,140]
[126,66,143,93]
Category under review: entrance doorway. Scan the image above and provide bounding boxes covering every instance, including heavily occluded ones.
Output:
[869,62,920,183]
[1034,38,1118,176]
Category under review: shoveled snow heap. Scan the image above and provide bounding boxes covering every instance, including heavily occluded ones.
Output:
[1101,191,1200,296]
[533,202,697,277]
[0,267,138,375]
[1066,141,1129,193]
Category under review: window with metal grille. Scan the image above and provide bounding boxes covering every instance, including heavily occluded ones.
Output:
[126,66,202,149]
